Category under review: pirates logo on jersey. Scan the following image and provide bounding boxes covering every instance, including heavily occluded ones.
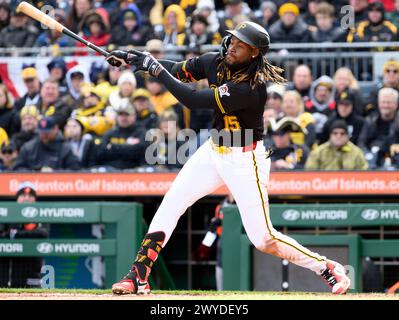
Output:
[218,84,230,98]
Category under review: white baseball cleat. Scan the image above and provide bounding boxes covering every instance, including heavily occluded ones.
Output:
[320,260,351,294]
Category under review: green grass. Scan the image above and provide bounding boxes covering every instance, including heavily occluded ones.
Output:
[0,288,397,300]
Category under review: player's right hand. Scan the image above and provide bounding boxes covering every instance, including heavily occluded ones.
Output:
[106,50,136,68]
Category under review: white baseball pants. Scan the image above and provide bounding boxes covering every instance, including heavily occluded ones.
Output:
[148,139,327,275]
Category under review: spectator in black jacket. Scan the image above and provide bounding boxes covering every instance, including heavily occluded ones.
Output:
[268,2,312,43]
[358,87,399,168]
[301,0,322,26]
[286,65,313,104]
[36,79,71,129]
[14,116,80,172]
[147,110,187,170]
[0,2,11,32]
[64,118,97,168]
[386,126,399,168]
[11,106,39,151]
[184,14,218,47]
[347,1,398,45]
[0,10,38,50]
[256,1,278,30]
[319,91,366,145]
[47,57,68,97]
[268,118,309,171]
[333,67,365,116]
[133,88,159,131]
[14,66,41,111]
[97,101,147,170]
[109,4,151,47]
[310,2,343,43]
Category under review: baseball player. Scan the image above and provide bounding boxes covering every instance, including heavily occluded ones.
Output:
[106,21,351,295]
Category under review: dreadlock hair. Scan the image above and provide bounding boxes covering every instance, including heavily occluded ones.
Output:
[216,55,287,89]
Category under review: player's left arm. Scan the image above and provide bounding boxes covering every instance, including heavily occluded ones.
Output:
[158,70,258,113]
[106,50,257,112]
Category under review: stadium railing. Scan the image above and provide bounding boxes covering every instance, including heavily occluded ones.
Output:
[1,42,398,82]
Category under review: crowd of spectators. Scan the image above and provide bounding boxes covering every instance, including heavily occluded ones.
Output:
[0,0,398,172]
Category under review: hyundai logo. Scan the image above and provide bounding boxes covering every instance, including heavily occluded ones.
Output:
[36,242,54,254]
[361,209,380,221]
[282,209,301,221]
[21,207,39,218]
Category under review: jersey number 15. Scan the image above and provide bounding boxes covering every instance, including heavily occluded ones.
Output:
[224,115,240,131]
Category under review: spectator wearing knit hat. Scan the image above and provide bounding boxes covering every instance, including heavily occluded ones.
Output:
[305,120,368,170]
[11,105,40,151]
[195,0,220,34]
[268,2,312,43]
[256,1,278,30]
[108,70,137,114]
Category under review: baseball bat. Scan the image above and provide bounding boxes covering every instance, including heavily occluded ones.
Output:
[16,1,109,57]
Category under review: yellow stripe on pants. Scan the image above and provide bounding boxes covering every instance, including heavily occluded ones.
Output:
[251,151,325,263]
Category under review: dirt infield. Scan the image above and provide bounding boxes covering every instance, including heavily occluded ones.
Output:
[0,290,397,300]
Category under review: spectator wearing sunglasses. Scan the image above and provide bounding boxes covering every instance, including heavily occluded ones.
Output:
[366,59,399,115]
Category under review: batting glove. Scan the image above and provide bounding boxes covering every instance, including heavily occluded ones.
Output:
[127,49,164,77]
[106,50,136,68]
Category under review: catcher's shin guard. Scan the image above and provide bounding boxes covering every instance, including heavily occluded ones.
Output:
[112,231,165,295]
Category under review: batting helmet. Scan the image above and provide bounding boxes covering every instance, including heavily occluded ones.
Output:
[226,21,270,55]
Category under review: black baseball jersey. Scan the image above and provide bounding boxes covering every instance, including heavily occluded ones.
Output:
[170,52,266,147]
